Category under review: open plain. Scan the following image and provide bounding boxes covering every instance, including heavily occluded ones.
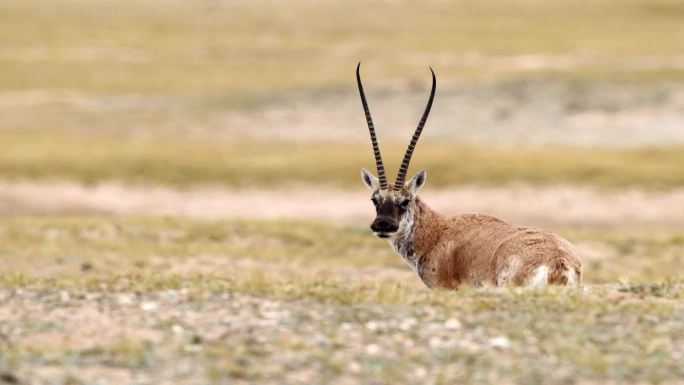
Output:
[1,1,684,384]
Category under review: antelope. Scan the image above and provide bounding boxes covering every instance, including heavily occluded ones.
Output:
[356,63,582,289]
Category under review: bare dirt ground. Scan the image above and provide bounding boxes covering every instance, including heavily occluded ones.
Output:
[2,181,684,229]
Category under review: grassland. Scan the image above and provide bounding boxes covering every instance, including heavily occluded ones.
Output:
[1,217,683,286]
[2,283,684,385]
[1,0,684,95]
[2,0,684,191]
[2,134,684,189]
[1,217,684,384]
[2,0,684,384]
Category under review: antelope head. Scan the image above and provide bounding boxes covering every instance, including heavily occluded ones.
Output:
[356,63,436,239]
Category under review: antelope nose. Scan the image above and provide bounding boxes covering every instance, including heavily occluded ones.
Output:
[371,218,398,233]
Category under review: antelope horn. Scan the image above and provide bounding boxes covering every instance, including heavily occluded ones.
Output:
[356,62,389,190]
[394,67,436,190]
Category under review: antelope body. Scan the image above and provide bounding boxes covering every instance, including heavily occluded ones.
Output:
[356,63,582,289]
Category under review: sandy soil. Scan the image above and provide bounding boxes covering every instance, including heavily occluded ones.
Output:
[2,181,684,229]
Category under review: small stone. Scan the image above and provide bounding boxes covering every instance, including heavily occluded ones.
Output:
[141,301,158,311]
[489,336,511,349]
[365,321,378,332]
[340,322,353,331]
[399,318,416,331]
[59,291,70,302]
[444,318,462,329]
[117,294,133,305]
[171,324,183,334]
[414,367,428,378]
[313,334,327,345]
[365,344,380,355]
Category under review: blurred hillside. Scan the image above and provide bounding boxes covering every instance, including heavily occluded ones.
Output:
[1,0,684,186]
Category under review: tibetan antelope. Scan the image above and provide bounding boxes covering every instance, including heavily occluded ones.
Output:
[356,63,582,289]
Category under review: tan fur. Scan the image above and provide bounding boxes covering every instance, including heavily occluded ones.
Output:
[400,196,582,289]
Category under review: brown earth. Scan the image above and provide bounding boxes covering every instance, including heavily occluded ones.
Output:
[2,181,684,229]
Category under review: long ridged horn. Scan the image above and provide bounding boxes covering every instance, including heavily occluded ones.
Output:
[356,62,389,190]
[394,67,436,190]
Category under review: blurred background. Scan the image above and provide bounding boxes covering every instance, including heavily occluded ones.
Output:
[3,0,684,295]
[2,0,684,258]
[2,1,684,383]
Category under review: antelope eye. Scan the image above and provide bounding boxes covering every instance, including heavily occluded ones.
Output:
[400,199,411,208]
[371,197,379,206]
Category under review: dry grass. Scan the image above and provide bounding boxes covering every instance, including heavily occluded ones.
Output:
[2,1,684,383]
[1,217,683,384]
[3,284,683,385]
[1,134,684,189]
[2,0,684,192]
[0,217,682,287]
[1,0,683,95]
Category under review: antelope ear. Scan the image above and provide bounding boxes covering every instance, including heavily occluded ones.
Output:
[405,169,427,193]
[360,168,380,190]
